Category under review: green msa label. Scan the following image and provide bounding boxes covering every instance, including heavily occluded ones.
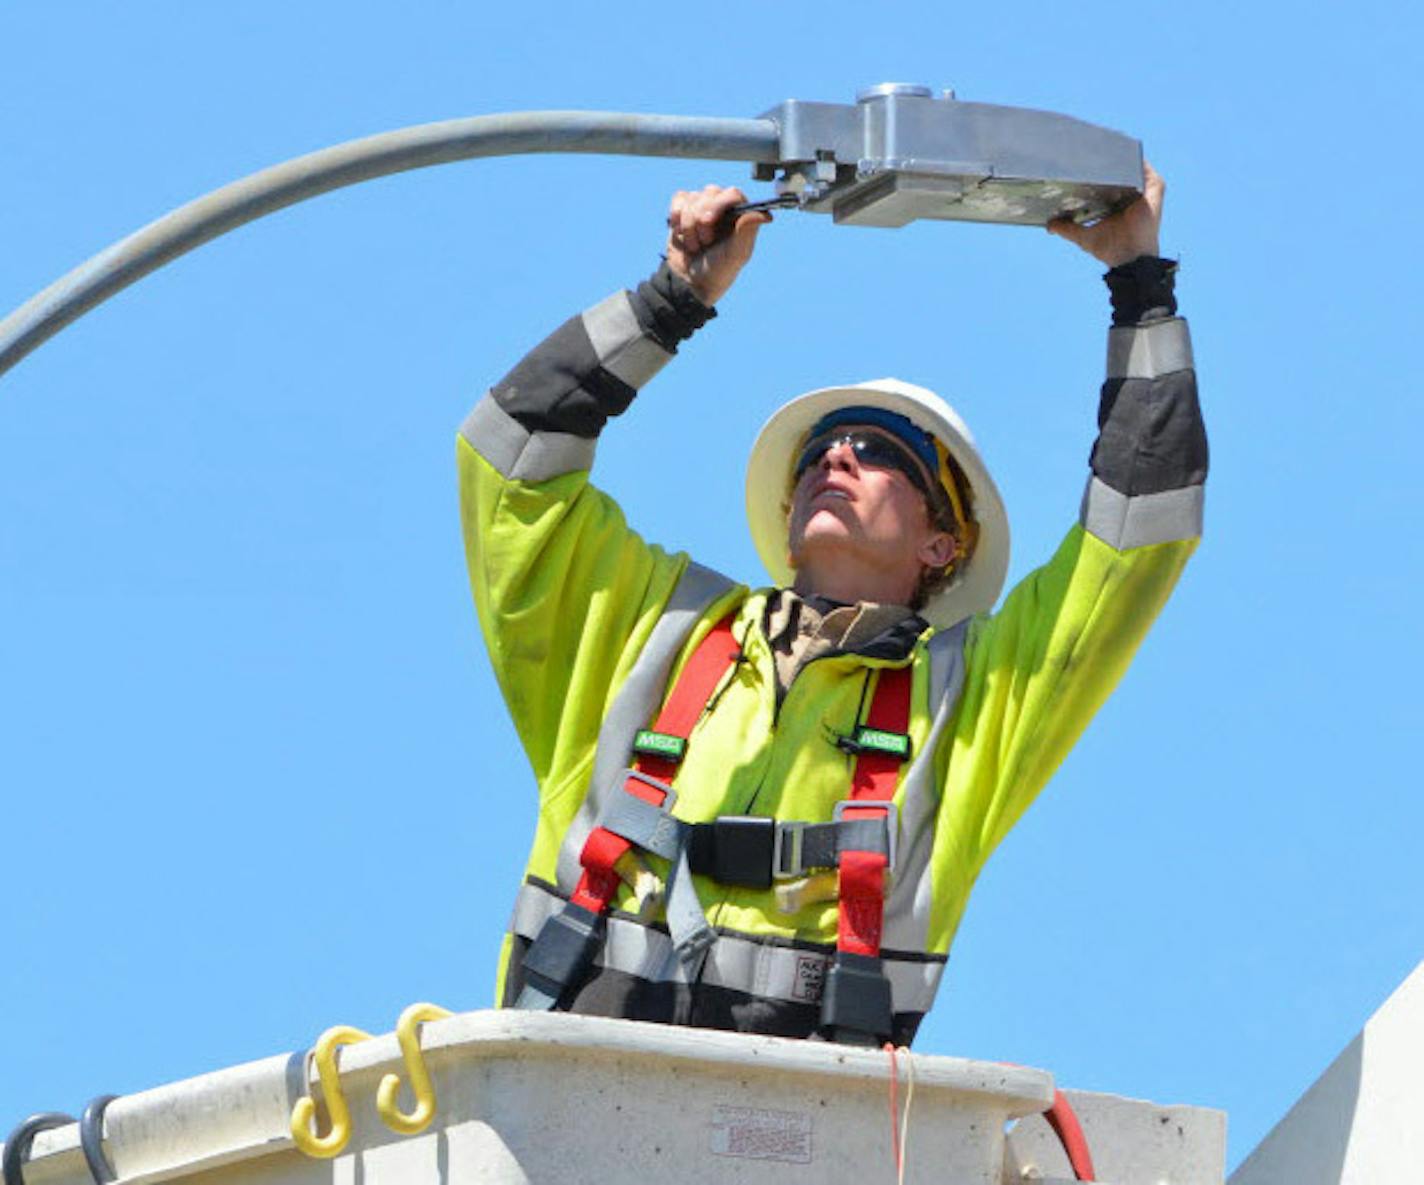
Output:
[854,727,912,760]
[633,729,687,761]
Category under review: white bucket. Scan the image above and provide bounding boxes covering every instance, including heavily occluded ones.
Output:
[7,1011,1055,1185]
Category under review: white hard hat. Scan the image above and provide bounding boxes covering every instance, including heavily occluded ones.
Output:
[744,378,1010,629]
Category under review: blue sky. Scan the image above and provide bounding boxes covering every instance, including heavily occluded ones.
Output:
[2,1,1420,1172]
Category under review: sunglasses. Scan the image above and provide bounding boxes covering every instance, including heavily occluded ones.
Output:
[794,429,934,497]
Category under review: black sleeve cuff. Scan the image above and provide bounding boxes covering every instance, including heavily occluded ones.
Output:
[632,260,717,352]
[1104,256,1179,326]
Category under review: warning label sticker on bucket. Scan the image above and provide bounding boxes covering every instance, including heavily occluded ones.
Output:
[708,1105,813,1164]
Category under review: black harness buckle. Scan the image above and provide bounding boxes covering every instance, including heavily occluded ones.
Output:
[687,816,777,889]
[820,950,895,1045]
[518,902,605,1007]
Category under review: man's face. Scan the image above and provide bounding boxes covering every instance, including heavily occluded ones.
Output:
[786,426,954,595]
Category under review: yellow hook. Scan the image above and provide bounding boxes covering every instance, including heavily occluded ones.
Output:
[290,1024,373,1158]
[376,1002,453,1135]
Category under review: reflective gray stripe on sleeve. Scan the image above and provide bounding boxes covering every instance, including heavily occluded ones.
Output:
[1079,475,1204,549]
[511,880,945,1014]
[460,392,596,481]
[555,560,739,892]
[1106,317,1193,380]
[582,291,675,391]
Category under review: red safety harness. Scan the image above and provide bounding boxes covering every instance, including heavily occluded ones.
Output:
[570,616,744,918]
[517,612,914,1044]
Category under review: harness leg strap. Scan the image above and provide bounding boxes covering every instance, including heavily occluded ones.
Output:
[663,845,717,975]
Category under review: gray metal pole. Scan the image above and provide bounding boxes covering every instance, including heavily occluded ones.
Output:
[0,110,780,379]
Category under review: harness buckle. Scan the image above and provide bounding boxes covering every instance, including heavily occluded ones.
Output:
[706,816,777,889]
[517,902,606,1009]
[832,799,899,875]
[820,950,895,1045]
[623,768,679,809]
[772,822,808,881]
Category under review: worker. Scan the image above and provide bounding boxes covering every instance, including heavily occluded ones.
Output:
[456,164,1204,1047]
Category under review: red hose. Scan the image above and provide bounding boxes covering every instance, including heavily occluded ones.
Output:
[999,1063,1097,1181]
[1043,1089,1096,1181]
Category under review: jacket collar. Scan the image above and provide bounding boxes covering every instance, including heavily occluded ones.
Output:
[762,588,928,663]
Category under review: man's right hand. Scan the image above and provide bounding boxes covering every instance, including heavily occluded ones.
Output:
[666,185,771,307]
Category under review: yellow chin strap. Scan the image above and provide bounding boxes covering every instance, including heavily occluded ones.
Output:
[933,440,977,561]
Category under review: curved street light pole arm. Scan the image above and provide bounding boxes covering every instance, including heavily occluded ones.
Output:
[0,110,781,379]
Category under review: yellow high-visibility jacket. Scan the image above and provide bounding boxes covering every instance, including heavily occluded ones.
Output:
[458,258,1204,1045]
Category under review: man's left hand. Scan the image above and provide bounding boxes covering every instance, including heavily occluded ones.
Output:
[1048,161,1165,267]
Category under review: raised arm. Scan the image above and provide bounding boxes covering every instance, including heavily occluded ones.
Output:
[457,186,767,792]
[931,166,1206,922]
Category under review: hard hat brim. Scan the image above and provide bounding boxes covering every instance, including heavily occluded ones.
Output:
[744,379,1010,630]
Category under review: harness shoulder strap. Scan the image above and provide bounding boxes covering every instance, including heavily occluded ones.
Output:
[823,662,914,1045]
